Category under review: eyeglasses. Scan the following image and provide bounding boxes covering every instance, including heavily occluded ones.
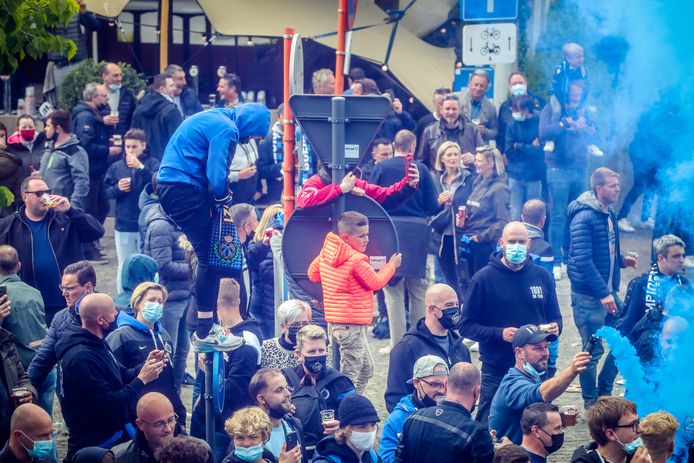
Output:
[25,189,52,197]
[613,419,640,433]
[419,378,446,390]
[140,414,178,430]
[59,283,83,292]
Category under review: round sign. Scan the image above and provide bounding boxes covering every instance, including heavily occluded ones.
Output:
[347,0,358,30]
[212,351,225,414]
[282,195,399,300]
[289,34,304,95]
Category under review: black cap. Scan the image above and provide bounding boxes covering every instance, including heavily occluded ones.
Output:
[338,394,380,428]
[512,324,558,349]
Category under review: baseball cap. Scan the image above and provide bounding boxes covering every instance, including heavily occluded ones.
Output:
[407,355,449,384]
[512,324,558,349]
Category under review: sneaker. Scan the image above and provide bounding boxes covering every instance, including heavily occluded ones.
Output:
[182,372,196,386]
[553,267,562,281]
[192,325,245,352]
[469,342,479,352]
[640,218,655,229]
[618,218,636,233]
[684,256,694,269]
[543,141,555,153]
[587,144,604,157]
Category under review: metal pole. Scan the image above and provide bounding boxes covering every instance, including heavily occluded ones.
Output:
[282,28,297,219]
[204,352,215,449]
[330,95,346,370]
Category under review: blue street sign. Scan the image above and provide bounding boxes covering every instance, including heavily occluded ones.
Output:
[461,0,519,22]
[454,66,495,98]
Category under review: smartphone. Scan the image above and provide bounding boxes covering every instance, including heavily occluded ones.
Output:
[404,153,415,180]
[0,286,6,298]
[285,431,299,451]
[582,334,601,354]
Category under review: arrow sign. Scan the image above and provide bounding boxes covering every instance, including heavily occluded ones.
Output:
[462,23,517,66]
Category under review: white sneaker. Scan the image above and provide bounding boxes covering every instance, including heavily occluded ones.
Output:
[684,256,694,269]
[553,267,562,281]
[588,144,604,157]
[192,325,245,353]
[378,345,392,355]
[618,218,636,233]
[640,218,655,229]
[543,141,555,153]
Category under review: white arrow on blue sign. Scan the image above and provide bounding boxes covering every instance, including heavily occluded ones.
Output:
[461,0,519,22]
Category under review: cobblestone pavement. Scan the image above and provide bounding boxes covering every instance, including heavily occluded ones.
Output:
[52,217,654,462]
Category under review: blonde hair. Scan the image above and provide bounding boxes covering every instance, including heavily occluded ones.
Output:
[254,204,282,244]
[130,282,168,313]
[476,145,505,176]
[641,411,679,460]
[224,407,271,441]
[435,141,461,172]
[296,324,327,352]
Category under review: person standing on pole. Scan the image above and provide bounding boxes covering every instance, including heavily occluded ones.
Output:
[156,104,270,351]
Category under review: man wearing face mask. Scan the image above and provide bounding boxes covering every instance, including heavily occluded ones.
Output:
[101,62,137,139]
[56,293,165,460]
[0,404,53,463]
[385,283,470,413]
[571,396,650,463]
[380,356,449,463]
[520,403,565,463]
[497,72,546,153]
[460,222,562,426]
[395,362,494,463]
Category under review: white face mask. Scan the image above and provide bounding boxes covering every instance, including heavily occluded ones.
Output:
[349,429,376,451]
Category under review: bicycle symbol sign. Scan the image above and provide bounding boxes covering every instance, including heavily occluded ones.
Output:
[462,23,517,66]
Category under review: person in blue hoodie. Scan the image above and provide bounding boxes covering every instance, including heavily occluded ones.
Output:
[156,104,270,350]
[380,355,449,463]
[113,254,158,312]
[106,282,187,430]
[56,293,165,460]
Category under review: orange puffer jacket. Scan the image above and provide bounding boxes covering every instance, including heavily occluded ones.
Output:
[308,232,396,325]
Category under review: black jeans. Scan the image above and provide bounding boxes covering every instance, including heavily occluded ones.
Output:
[158,184,244,334]
[476,369,504,428]
[468,240,496,279]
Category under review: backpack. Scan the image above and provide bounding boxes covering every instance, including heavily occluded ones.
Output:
[281,366,351,448]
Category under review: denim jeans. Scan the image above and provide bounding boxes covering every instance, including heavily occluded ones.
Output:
[114,231,141,293]
[572,291,621,406]
[509,177,542,221]
[547,166,586,264]
[37,367,57,416]
[161,299,191,393]
[476,369,504,427]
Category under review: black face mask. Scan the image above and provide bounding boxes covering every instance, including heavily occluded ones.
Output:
[303,354,327,374]
[540,429,564,454]
[287,326,301,346]
[438,307,461,330]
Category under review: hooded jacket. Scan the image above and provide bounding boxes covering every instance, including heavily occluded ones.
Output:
[524,222,555,275]
[114,254,158,309]
[5,131,47,178]
[461,173,511,244]
[38,134,90,210]
[106,312,186,425]
[131,91,183,161]
[313,435,381,463]
[157,104,271,199]
[460,252,562,376]
[144,205,191,303]
[308,232,396,325]
[104,153,160,232]
[55,323,144,456]
[138,183,159,248]
[72,102,110,177]
[567,191,623,299]
[380,394,417,463]
[385,318,471,412]
[0,205,104,290]
[0,273,46,367]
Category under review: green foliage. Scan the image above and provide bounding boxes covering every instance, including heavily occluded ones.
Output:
[0,0,79,74]
[0,186,14,209]
[59,60,147,111]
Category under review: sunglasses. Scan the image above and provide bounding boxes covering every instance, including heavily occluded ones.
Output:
[25,189,52,197]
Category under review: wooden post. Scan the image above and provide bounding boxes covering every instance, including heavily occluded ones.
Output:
[158,0,170,72]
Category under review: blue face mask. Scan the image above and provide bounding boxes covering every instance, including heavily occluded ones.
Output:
[511,112,525,122]
[21,432,54,459]
[141,302,163,324]
[616,436,643,456]
[234,444,264,462]
[521,354,545,381]
[108,83,121,92]
[505,243,527,264]
[510,83,527,96]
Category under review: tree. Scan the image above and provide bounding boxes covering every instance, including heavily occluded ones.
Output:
[0,0,79,75]
[60,60,147,111]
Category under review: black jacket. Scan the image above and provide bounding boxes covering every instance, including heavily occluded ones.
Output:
[247,239,275,324]
[27,306,80,387]
[72,102,111,177]
[179,87,203,118]
[394,400,494,463]
[55,323,144,457]
[496,93,546,153]
[131,91,183,161]
[104,154,160,232]
[369,158,439,219]
[461,173,511,244]
[144,204,191,303]
[106,312,186,426]
[385,318,471,412]
[110,87,138,138]
[313,435,381,463]
[504,114,545,181]
[571,442,634,463]
[0,206,104,290]
[5,132,47,179]
[460,252,562,375]
[0,328,36,445]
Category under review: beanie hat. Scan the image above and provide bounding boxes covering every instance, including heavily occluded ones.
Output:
[337,394,380,428]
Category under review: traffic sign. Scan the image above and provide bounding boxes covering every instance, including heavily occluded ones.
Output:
[462,23,517,66]
[454,66,495,98]
[461,0,518,22]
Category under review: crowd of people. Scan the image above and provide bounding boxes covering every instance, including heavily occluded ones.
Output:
[0,31,692,463]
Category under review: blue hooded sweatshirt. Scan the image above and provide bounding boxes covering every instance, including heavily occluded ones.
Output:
[157,104,271,198]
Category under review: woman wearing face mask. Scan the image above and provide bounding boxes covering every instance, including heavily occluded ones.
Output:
[313,394,382,463]
[459,145,511,277]
[106,282,187,429]
[6,115,46,181]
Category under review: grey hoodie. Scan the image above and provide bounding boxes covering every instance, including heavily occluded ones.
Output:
[39,134,90,210]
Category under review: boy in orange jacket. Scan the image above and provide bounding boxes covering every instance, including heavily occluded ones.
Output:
[308,210,401,393]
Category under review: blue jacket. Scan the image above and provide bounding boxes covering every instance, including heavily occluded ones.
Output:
[157,104,270,198]
[380,394,417,463]
[114,254,158,309]
[567,191,623,299]
[488,367,543,444]
[27,305,81,387]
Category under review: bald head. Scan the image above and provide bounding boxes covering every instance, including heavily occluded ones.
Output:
[80,293,115,322]
[447,362,480,394]
[424,283,458,307]
[11,404,51,432]
[521,200,546,227]
[137,392,174,421]
[502,221,529,241]
[136,393,176,448]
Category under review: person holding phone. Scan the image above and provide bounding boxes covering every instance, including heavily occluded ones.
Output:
[106,282,187,430]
